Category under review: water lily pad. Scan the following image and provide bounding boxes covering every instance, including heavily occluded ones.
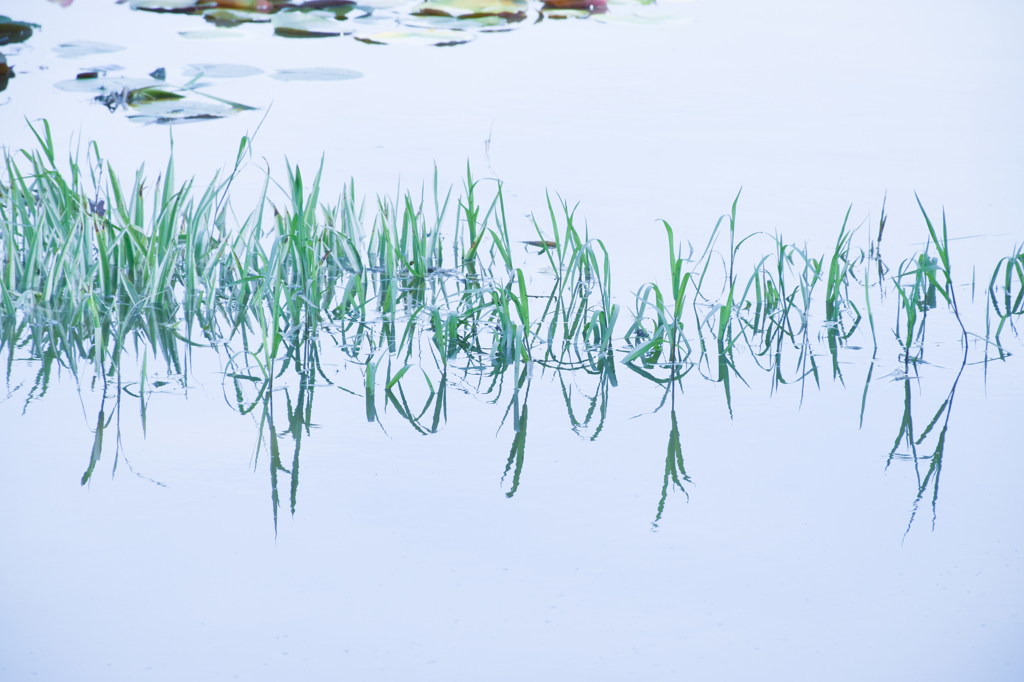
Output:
[354,27,474,45]
[183,63,265,78]
[128,99,236,124]
[543,0,605,10]
[541,8,591,18]
[53,41,126,59]
[179,29,246,39]
[203,9,272,27]
[286,1,360,20]
[55,76,162,93]
[403,10,524,30]
[83,64,125,73]
[129,87,185,104]
[269,67,362,81]
[272,10,344,37]
[0,52,11,93]
[130,0,201,11]
[412,0,525,18]
[0,16,38,46]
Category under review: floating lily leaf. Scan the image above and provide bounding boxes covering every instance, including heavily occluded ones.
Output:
[412,0,525,18]
[269,67,362,81]
[284,0,361,20]
[355,27,474,45]
[179,29,246,38]
[0,16,38,46]
[130,0,202,11]
[541,8,591,19]
[82,64,125,73]
[542,0,604,14]
[135,0,273,10]
[183,63,265,78]
[0,52,11,93]
[128,87,185,104]
[53,41,126,58]
[204,9,272,26]
[128,99,236,124]
[217,0,273,8]
[543,0,605,8]
[272,10,344,37]
[55,76,163,93]
[404,12,521,31]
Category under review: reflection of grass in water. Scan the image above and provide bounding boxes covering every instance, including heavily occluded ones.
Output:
[3,123,1021,530]
[988,241,1024,350]
[652,386,690,530]
[885,348,967,536]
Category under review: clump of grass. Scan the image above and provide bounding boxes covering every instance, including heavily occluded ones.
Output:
[3,123,1017,530]
[5,123,1000,409]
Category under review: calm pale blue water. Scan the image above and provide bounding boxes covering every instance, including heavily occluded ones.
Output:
[1,1,1023,680]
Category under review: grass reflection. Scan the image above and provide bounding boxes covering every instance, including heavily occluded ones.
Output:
[652,385,690,530]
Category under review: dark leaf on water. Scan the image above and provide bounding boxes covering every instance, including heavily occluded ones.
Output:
[149,67,167,80]
[203,8,272,27]
[128,87,185,104]
[133,113,226,124]
[0,53,11,93]
[213,0,273,9]
[0,17,38,46]
[542,0,605,10]
[274,27,342,37]
[130,0,204,12]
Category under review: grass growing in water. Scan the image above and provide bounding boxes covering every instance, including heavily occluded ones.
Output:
[2,123,1018,532]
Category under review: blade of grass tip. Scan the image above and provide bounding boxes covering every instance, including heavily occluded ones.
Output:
[728,188,741,288]
[386,363,415,391]
[25,118,56,168]
[914,193,950,289]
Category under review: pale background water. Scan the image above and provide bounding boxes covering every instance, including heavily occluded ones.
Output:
[1,1,1022,680]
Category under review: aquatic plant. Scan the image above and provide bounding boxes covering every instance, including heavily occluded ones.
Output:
[2,123,1017,533]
